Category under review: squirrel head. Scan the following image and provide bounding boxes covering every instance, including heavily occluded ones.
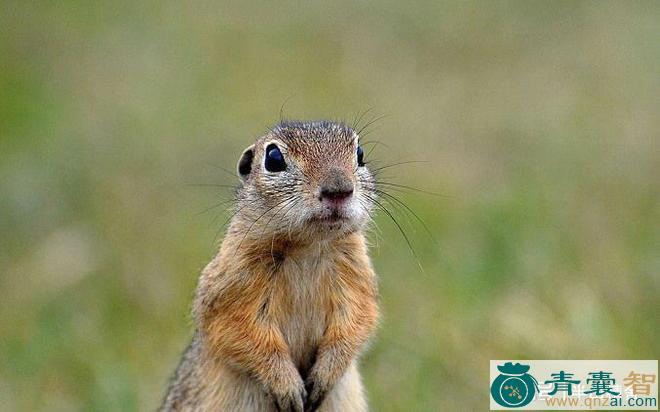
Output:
[233,120,375,243]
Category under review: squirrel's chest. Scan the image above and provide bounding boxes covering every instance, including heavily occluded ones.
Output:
[272,256,334,370]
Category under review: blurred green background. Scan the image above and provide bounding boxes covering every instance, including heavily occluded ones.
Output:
[1,1,658,411]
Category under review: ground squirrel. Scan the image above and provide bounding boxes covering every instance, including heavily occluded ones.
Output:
[161,121,380,411]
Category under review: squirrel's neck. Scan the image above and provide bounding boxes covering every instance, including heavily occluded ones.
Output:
[215,223,367,270]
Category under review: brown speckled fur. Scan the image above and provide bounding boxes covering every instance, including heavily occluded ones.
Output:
[161,121,379,412]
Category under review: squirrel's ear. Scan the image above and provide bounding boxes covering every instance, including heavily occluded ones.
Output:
[237,144,255,181]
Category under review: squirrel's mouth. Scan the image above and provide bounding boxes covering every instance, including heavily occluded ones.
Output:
[310,209,350,225]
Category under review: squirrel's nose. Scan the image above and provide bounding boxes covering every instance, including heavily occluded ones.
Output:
[319,172,354,204]
[320,186,354,201]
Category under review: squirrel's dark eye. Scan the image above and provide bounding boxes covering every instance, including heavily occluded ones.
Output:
[265,144,286,172]
[357,145,365,167]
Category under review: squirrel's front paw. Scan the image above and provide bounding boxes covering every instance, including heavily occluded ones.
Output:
[271,373,306,412]
[304,373,329,412]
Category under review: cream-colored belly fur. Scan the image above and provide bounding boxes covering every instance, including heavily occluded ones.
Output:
[197,359,365,411]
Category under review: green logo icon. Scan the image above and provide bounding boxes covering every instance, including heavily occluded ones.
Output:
[491,362,539,408]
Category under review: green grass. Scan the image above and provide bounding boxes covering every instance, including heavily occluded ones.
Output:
[1,1,658,410]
